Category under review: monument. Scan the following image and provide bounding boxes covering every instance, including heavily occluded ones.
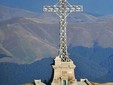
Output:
[34,0,92,85]
[43,0,82,85]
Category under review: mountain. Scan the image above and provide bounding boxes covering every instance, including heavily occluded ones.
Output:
[0,46,113,85]
[0,5,40,21]
[0,6,113,64]
[69,46,113,82]
[0,57,53,85]
[0,17,58,64]
[0,5,113,85]
[0,14,113,64]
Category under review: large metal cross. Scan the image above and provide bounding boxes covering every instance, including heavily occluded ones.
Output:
[43,0,83,62]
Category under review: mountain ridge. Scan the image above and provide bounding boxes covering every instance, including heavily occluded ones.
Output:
[0,46,113,85]
[0,5,113,64]
[0,5,113,85]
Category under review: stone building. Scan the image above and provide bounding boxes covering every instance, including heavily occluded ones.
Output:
[34,56,92,85]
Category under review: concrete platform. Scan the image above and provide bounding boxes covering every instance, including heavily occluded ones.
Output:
[77,82,88,85]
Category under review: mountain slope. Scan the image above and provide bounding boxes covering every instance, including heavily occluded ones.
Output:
[0,17,58,64]
[0,5,113,64]
[0,46,113,85]
[0,5,113,85]
[0,5,39,21]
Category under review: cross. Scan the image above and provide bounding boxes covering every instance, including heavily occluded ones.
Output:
[43,0,83,62]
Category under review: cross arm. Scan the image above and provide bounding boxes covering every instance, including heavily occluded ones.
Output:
[66,5,83,12]
[43,5,59,12]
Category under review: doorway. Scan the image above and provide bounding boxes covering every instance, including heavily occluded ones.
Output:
[62,80,66,85]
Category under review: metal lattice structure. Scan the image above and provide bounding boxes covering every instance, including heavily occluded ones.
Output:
[43,0,83,62]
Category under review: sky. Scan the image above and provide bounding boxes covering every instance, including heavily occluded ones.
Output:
[0,0,113,15]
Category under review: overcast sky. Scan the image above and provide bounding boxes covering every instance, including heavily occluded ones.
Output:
[0,0,113,15]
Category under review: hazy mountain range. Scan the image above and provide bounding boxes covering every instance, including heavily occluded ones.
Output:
[0,5,113,85]
[0,5,113,64]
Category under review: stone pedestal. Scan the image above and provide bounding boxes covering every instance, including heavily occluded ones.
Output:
[51,56,77,85]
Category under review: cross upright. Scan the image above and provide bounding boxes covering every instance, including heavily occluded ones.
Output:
[43,0,83,62]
